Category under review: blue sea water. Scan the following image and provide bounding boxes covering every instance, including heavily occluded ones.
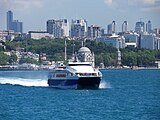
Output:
[0,69,160,120]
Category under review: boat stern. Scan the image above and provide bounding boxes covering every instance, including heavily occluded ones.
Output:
[77,77,101,89]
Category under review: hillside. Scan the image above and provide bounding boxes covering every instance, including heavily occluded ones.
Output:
[1,38,160,67]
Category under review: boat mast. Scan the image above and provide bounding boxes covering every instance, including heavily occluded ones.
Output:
[81,40,84,47]
[65,38,67,61]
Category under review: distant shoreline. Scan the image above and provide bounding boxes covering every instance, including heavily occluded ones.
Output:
[99,67,159,70]
[0,67,159,71]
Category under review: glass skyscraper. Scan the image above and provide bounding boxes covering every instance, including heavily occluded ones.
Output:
[146,20,152,33]
[7,10,13,30]
[6,10,23,33]
[135,21,145,33]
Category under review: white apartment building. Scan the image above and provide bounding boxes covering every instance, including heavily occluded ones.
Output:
[87,25,103,40]
[47,19,69,38]
[28,31,52,40]
[0,30,15,41]
[122,21,128,33]
[96,34,125,49]
[70,19,87,38]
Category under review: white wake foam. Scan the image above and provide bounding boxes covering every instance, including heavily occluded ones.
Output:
[99,81,111,89]
[0,77,48,87]
[0,77,111,89]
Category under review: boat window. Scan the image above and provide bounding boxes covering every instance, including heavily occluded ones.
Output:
[56,73,67,78]
[69,64,91,66]
[75,73,97,76]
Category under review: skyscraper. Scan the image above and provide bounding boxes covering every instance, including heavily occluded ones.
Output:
[107,21,117,34]
[146,20,152,33]
[6,10,23,33]
[135,21,145,33]
[122,21,128,33]
[7,10,13,30]
[112,21,117,33]
[107,24,112,34]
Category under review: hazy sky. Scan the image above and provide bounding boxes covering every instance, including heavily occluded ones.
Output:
[0,0,160,33]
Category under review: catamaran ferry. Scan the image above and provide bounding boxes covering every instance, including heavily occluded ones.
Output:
[48,47,102,89]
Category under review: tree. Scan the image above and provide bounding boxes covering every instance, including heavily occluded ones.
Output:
[0,52,9,65]
[122,51,137,66]
[19,57,38,65]
[9,54,17,64]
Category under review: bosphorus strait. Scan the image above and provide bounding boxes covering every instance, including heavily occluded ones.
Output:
[0,69,160,120]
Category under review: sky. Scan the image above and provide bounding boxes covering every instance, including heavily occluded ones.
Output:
[0,0,160,33]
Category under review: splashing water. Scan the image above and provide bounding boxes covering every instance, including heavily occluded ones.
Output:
[0,76,111,89]
[0,77,48,87]
[99,80,111,89]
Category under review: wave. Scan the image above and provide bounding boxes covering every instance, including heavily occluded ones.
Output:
[0,77,48,87]
[0,77,111,89]
[99,80,111,89]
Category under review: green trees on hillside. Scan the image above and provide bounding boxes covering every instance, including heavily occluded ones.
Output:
[121,47,157,67]
[2,38,160,66]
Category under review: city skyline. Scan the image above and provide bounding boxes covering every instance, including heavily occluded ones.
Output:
[0,0,160,32]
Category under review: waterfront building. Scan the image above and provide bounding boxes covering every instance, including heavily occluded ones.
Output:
[6,10,23,33]
[146,20,152,33]
[70,19,88,38]
[122,21,128,33]
[135,21,145,33]
[28,31,52,40]
[47,19,69,38]
[96,34,125,49]
[155,61,160,69]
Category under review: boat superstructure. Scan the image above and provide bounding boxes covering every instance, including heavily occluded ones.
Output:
[48,47,102,89]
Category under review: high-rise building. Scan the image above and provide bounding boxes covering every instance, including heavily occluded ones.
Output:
[107,21,117,34]
[140,33,156,50]
[6,10,23,33]
[107,24,112,34]
[146,20,152,33]
[70,19,87,38]
[154,28,160,35]
[12,20,23,33]
[135,21,145,33]
[7,11,13,30]
[47,19,69,38]
[112,21,117,33]
[87,25,102,40]
[122,21,128,33]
